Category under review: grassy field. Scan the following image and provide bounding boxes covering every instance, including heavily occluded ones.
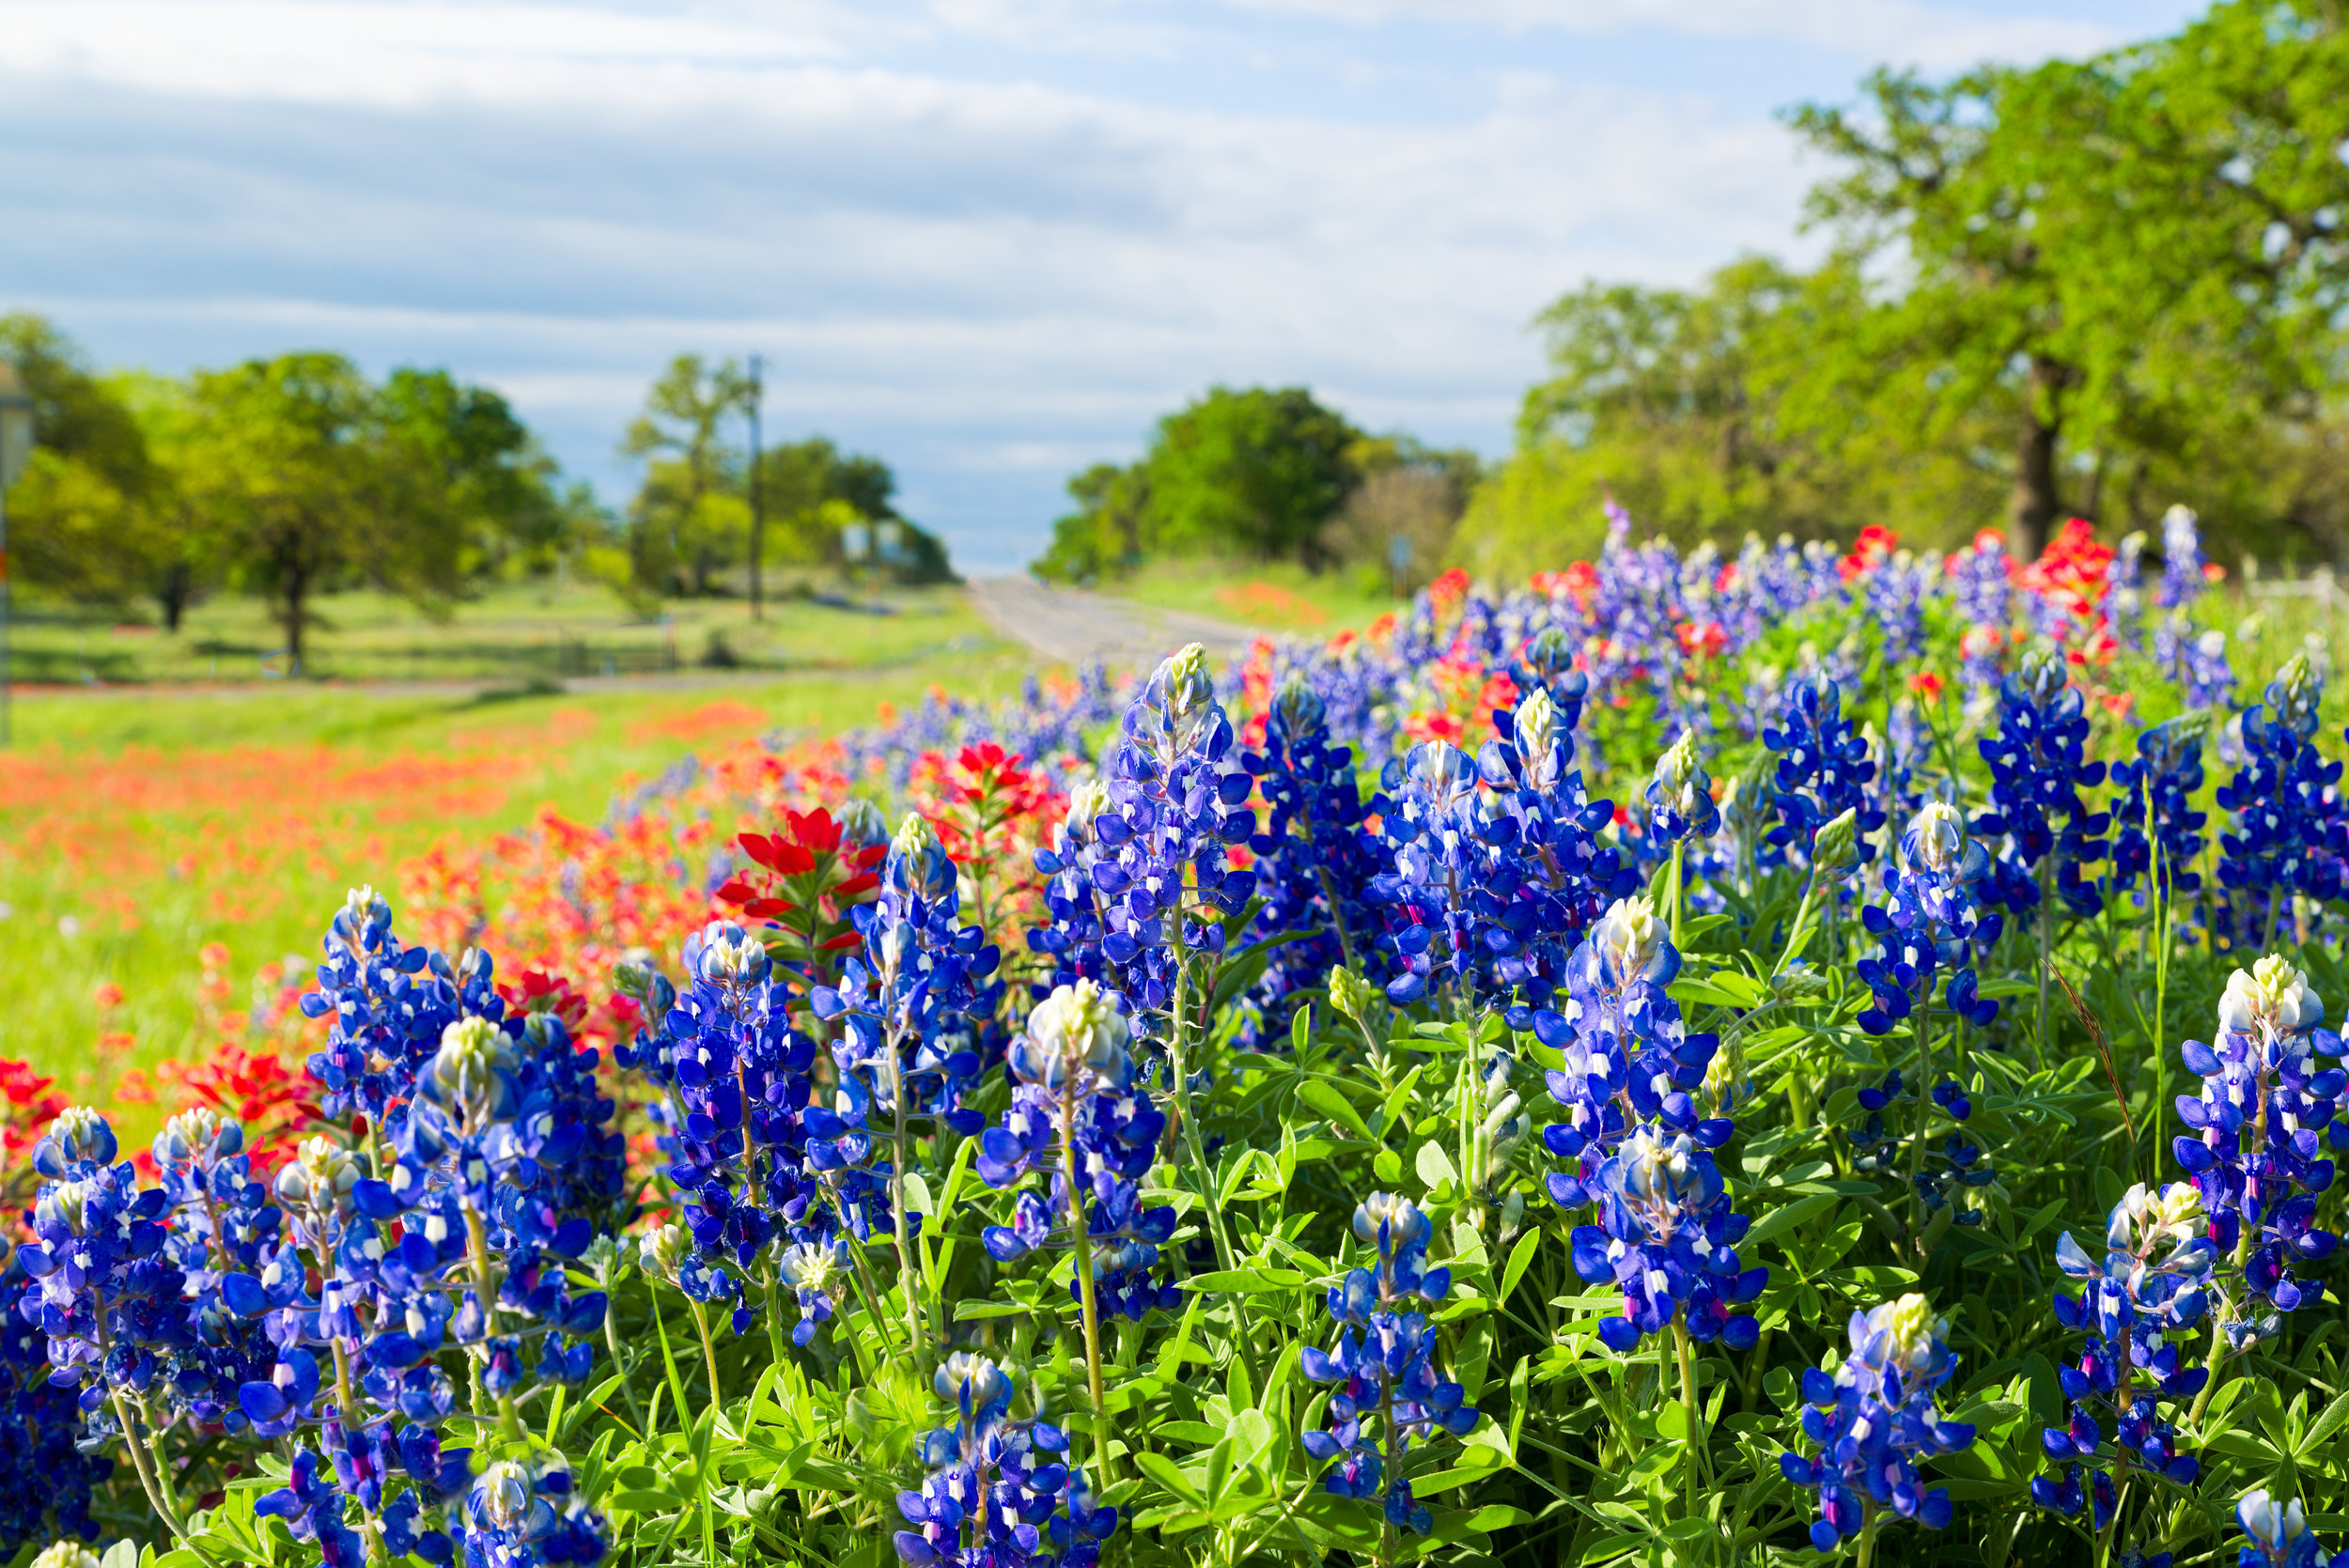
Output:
[1112,558,1402,634]
[0,623,1031,1125]
[8,577,989,686]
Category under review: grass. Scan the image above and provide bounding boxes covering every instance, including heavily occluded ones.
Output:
[1112,558,1403,635]
[0,626,1031,1125]
[8,577,989,687]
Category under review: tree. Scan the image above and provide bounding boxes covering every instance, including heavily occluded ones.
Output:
[1460,256,2008,580]
[376,368,558,586]
[1032,386,1365,581]
[175,353,383,667]
[0,316,185,621]
[1143,387,1361,565]
[622,355,754,596]
[1786,2,2349,556]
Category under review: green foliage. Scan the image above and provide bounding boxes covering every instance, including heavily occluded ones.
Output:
[622,355,951,596]
[1471,1,2349,575]
[1035,385,1379,582]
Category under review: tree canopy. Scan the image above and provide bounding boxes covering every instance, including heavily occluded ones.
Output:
[1469,0,2349,578]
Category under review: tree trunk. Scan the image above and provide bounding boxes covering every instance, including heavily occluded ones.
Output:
[278,536,310,671]
[156,561,192,634]
[2006,356,2065,559]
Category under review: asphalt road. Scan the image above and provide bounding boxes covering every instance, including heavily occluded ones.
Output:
[964,576,1258,671]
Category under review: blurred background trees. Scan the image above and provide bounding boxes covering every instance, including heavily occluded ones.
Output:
[0,328,954,645]
[1046,0,2349,589]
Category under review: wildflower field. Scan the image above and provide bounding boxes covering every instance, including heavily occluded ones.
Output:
[12,509,2349,1568]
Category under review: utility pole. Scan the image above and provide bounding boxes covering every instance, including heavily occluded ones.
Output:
[747,353,766,621]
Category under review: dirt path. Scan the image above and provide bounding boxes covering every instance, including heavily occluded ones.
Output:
[964,576,1258,670]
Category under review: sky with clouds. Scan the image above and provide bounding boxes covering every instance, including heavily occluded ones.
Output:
[0,0,2202,568]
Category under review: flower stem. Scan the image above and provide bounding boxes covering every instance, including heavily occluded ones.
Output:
[601,1292,647,1433]
[1057,1081,1115,1483]
[686,1297,725,1405]
[1672,1321,1707,1558]
[2035,858,2054,1071]
[1907,1003,1933,1231]
[1856,1507,1879,1568]
[1670,838,1687,947]
[328,1340,391,1566]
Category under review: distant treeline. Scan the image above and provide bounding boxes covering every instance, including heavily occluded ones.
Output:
[0,323,945,663]
[1047,0,2349,587]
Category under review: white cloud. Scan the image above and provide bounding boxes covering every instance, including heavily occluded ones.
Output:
[0,0,2158,567]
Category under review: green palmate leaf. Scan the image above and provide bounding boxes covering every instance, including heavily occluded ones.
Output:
[1415,1140,1461,1193]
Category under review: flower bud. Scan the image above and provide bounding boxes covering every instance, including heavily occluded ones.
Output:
[1328,966,1385,1032]
[694,922,770,985]
[42,1106,117,1170]
[1012,980,1129,1088]
[1063,778,1112,840]
[276,1135,362,1214]
[1591,895,1671,986]
[1515,688,1561,767]
[1271,675,1326,742]
[1869,1292,1946,1373]
[473,1459,538,1532]
[2219,955,2320,1040]
[638,1223,692,1282]
[837,796,889,848]
[428,1016,518,1125]
[933,1351,1011,1408]
[2236,1488,2309,1555]
[31,1545,102,1568]
[1351,1192,1427,1247]
[1812,807,1860,873]
[1901,800,1968,876]
[154,1106,240,1170]
[36,1179,96,1239]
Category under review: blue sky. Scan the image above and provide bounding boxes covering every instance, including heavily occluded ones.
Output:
[0,0,2202,569]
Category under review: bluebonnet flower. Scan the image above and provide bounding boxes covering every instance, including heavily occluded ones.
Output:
[1779,1294,1977,1552]
[2110,715,2210,899]
[892,1354,1116,1567]
[1471,684,1638,1012]
[1947,529,2013,631]
[450,1454,609,1568]
[1539,896,1728,1211]
[0,1251,109,1554]
[2031,1183,2210,1532]
[1566,1125,1766,1351]
[2234,1489,2339,1567]
[2171,957,2346,1342]
[1300,1195,1477,1538]
[1856,801,2002,1038]
[1866,548,1937,666]
[1975,648,2110,918]
[13,1109,179,1414]
[774,1240,852,1348]
[2156,617,2234,711]
[1763,677,1884,871]
[2215,656,2343,925]
[1027,644,1256,1032]
[978,983,1178,1323]
[1238,675,1393,1048]
[622,918,831,1329]
[2156,505,2209,611]
[1646,734,1719,848]
[1371,737,1500,1006]
[301,885,488,1126]
[815,814,1002,1139]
